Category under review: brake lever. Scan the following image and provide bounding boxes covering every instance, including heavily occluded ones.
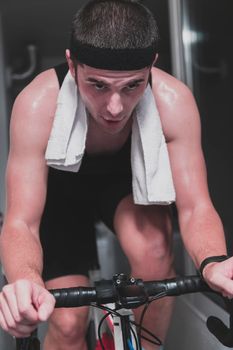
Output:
[207,298,233,347]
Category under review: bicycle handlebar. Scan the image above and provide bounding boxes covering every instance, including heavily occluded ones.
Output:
[49,274,233,347]
[50,274,210,308]
[16,274,233,348]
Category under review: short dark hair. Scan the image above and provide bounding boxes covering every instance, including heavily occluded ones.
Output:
[70,0,159,56]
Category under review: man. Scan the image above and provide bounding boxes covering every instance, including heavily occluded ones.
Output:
[0,1,233,349]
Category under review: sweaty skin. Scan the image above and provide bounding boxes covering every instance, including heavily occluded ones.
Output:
[0,54,233,349]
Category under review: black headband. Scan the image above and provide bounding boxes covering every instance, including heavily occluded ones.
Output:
[70,41,157,70]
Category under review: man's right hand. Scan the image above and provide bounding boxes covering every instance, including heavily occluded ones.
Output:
[0,279,55,338]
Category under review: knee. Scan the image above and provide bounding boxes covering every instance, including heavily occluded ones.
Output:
[136,208,172,256]
[48,307,88,342]
[137,229,172,265]
[146,231,171,260]
[115,201,174,277]
[130,233,174,279]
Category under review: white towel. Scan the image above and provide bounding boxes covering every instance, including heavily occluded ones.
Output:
[45,71,176,205]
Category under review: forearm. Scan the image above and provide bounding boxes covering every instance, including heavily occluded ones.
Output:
[178,204,227,268]
[0,219,44,286]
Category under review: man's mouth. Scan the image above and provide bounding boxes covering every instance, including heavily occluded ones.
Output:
[103,117,124,122]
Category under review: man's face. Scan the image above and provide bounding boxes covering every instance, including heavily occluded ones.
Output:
[76,64,151,134]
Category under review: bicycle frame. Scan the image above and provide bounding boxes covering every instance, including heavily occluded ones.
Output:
[112,308,137,350]
[92,302,138,350]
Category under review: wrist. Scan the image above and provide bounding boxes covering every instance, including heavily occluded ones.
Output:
[199,255,229,279]
[5,267,44,287]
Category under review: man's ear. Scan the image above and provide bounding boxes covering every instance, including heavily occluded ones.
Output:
[65,49,76,78]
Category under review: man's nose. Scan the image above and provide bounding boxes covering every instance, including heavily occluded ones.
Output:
[106,93,123,117]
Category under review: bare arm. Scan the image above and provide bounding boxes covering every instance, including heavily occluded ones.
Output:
[152,68,233,296]
[0,69,58,336]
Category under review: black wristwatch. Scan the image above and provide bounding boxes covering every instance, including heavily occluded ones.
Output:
[199,255,229,278]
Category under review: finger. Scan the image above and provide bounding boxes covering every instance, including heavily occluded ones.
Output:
[8,328,33,338]
[0,310,8,332]
[36,292,56,322]
[212,274,233,296]
[37,301,54,321]
[2,285,21,322]
[0,310,37,337]
[14,322,37,337]
[0,312,22,338]
[222,291,232,299]
[15,281,38,323]
[0,293,17,330]
[0,300,36,337]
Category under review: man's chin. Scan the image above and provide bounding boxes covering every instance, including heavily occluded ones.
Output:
[101,117,126,131]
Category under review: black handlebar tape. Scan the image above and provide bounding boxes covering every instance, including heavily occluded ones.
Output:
[50,287,97,308]
[50,276,211,307]
[207,316,233,347]
[144,276,211,296]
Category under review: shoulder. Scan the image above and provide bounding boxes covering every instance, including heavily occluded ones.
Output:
[150,67,200,142]
[151,67,194,105]
[13,68,59,115]
[10,68,60,152]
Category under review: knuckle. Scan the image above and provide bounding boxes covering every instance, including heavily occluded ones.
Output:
[2,314,16,330]
[8,321,17,330]
[14,314,22,323]
[18,306,30,318]
[1,323,8,332]
[2,284,12,295]
[0,318,7,332]
[50,295,56,306]
[15,279,29,289]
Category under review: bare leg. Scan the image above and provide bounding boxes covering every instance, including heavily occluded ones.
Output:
[114,195,175,350]
[43,275,90,350]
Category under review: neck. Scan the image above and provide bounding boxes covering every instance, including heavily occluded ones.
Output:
[85,114,133,155]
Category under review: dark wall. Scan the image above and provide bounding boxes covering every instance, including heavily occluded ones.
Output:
[0,1,87,70]
[0,0,171,105]
[184,0,233,253]
[145,0,171,72]
[1,0,171,73]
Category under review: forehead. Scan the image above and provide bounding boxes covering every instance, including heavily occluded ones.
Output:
[78,64,150,82]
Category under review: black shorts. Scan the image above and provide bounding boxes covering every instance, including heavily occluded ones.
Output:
[40,137,132,281]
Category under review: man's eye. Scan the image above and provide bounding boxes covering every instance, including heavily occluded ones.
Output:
[127,83,139,90]
[94,83,106,90]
